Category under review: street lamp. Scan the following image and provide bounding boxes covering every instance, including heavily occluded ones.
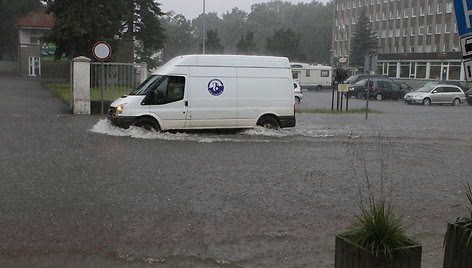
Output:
[202,0,206,54]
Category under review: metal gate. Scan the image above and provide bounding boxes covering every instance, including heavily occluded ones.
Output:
[90,62,139,114]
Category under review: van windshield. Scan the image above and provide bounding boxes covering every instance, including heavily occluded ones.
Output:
[129,75,163,95]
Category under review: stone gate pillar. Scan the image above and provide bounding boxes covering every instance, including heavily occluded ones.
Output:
[72,56,91,114]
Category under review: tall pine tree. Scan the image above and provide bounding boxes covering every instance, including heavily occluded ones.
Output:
[349,9,377,67]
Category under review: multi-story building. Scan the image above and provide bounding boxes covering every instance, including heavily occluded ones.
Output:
[332,0,464,81]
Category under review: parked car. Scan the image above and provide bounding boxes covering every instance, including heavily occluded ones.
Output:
[422,80,469,92]
[344,74,390,85]
[465,88,472,105]
[403,84,466,106]
[347,78,407,100]
[294,81,303,104]
[396,81,414,92]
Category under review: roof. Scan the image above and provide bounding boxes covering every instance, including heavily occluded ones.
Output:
[162,54,291,69]
[16,8,54,28]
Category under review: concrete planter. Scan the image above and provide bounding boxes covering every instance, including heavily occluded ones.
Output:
[443,223,472,268]
[335,234,422,268]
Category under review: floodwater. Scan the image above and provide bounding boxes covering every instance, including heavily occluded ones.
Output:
[2,78,472,267]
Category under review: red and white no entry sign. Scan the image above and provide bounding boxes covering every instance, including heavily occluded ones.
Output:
[92,41,112,61]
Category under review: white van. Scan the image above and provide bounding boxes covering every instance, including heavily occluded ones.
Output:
[290,63,332,91]
[108,55,296,131]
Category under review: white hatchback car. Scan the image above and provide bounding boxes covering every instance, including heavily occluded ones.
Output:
[404,84,466,106]
[294,81,303,104]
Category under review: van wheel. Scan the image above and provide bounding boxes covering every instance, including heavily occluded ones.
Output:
[133,117,160,131]
[453,98,461,106]
[295,96,301,104]
[375,93,383,101]
[422,98,431,106]
[257,115,279,129]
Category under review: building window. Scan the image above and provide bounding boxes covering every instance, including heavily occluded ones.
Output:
[388,62,397,77]
[411,27,416,36]
[336,3,340,11]
[412,7,417,17]
[347,1,351,9]
[397,10,401,19]
[418,26,425,35]
[404,8,409,18]
[436,24,442,34]
[420,6,425,16]
[403,28,408,36]
[445,23,451,33]
[427,25,433,35]
[389,29,393,37]
[390,11,394,19]
[410,46,415,53]
[396,28,401,37]
[382,29,387,38]
[383,11,387,20]
[416,62,427,78]
[446,2,453,13]
[437,3,442,14]
[376,13,380,21]
[428,5,434,15]
[369,14,373,22]
[30,35,41,44]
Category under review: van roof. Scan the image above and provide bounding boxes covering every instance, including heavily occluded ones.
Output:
[162,54,290,69]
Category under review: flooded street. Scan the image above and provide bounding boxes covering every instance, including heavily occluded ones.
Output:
[1,77,472,267]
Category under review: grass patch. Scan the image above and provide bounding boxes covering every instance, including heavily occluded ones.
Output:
[44,83,132,102]
[297,108,382,114]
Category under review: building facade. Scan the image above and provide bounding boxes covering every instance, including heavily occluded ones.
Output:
[16,8,55,77]
[332,0,464,81]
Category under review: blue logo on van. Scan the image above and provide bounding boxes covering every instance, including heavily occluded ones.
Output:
[208,79,224,96]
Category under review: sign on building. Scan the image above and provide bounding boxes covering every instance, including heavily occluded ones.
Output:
[454,0,472,81]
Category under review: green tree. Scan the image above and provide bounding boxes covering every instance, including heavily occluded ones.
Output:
[220,8,247,54]
[236,31,258,55]
[160,14,196,62]
[349,8,377,67]
[122,0,166,67]
[0,0,42,60]
[192,12,223,53]
[265,28,304,61]
[205,29,224,54]
[45,0,165,64]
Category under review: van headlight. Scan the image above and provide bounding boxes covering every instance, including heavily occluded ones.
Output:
[116,103,127,116]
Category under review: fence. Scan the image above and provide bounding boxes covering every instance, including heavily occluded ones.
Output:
[90,62,139,114]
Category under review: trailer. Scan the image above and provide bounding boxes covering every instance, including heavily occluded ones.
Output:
[290,63,332,91]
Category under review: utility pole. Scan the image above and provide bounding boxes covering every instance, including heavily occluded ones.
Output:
[202,0,206,54]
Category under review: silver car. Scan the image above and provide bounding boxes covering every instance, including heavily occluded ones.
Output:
[403,84,466,106]
[294,81,303,104]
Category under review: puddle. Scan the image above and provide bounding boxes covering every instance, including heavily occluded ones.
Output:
[90,119,359,143]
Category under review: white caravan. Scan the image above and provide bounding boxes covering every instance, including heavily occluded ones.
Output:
[290,63,332,90]
[108,54,296,131]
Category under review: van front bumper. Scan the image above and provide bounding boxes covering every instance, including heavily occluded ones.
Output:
[108,116,137,129]
[279,116,296,128]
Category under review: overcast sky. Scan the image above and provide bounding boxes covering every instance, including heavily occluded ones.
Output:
[159,0,331,19]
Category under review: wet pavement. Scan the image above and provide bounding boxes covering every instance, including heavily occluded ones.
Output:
[1,77,472,267]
